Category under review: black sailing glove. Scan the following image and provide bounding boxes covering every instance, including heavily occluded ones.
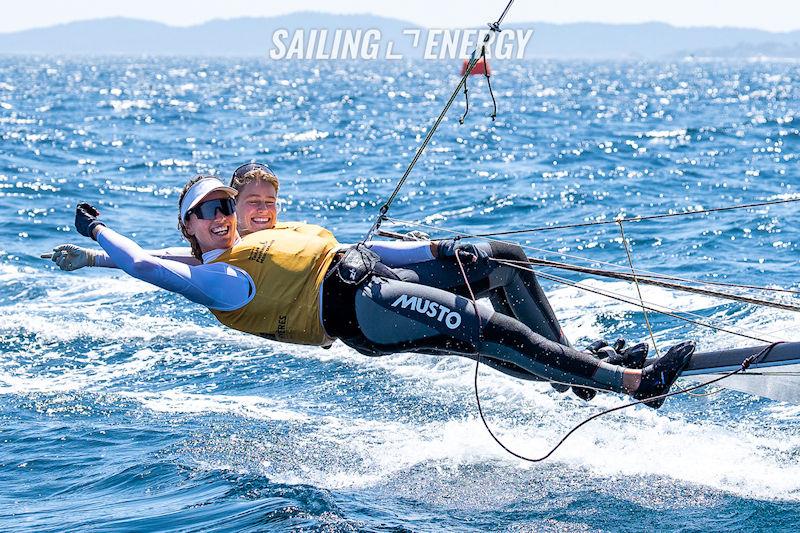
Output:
[568,338,650,402]
[437,239,488,262]
[584,338,648,369]
[75,203,106,240]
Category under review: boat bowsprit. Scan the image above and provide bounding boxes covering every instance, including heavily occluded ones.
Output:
[678,342,800,404]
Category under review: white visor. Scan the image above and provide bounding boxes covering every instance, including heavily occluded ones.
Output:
[180,177,238,222]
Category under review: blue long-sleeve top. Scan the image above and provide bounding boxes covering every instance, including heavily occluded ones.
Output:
[95,227,435,311]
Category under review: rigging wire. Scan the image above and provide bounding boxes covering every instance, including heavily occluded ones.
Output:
[381,216,800,301]
[496,257,800,313]
[512,261,800,348]
[618,221,661,356]
[523,266,775,344]
[465,197,800,238]
[561,267,800,296]
[362,0,515,243]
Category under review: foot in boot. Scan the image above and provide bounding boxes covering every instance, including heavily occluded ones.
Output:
[568,339,640,401]
[567,339,611,400]
[633,341,695,409]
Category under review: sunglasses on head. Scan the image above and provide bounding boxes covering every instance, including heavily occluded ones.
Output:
[232,162,275,180]
[185,197,236,221]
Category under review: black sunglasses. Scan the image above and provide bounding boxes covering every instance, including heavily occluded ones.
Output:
[186,198,236,220]
[232,162,275,181]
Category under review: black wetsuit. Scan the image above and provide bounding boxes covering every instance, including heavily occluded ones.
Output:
[322,243,625,391]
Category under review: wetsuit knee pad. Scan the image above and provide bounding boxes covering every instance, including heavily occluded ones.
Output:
[488,241,528,262]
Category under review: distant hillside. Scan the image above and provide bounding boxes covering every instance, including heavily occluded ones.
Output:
[678,41,800,60]
[508,22,800,59]
[0,14,799,59]
[0,13,423,57]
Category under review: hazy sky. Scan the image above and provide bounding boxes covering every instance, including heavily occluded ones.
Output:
[2,0,799,33]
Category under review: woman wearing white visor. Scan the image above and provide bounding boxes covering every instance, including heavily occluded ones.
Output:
[48,162,282,270]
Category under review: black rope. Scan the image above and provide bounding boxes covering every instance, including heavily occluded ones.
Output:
[459,74,470,125]
[495,257,800,313]
[460,46,498,124]
[530,267,773,344]
[481,46,497,121]
[452,217,788,461]
[526,256,800,296]
[473,332,782,462]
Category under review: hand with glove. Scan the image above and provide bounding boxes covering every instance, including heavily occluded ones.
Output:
[435,239,488,262]
[560,338,650,402]
[75,203,106,240]
[48,244,99,271]
[402,230,431,241]
[589,338,649,369]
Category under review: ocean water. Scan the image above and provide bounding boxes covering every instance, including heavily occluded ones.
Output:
[1,56,800,531]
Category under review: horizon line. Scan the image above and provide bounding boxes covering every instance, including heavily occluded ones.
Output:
[2,13,798,36]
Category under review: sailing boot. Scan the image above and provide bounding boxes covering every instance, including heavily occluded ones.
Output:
[633,340,695,409]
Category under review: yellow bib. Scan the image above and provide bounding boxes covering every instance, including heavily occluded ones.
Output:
[209,223,339,346]
[272,221,336,239]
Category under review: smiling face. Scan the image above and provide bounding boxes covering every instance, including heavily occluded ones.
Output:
[236,180,278,235]
[183,190,239,253]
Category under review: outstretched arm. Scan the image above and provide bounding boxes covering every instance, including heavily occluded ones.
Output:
[59,204,252,311]
[92,226,252,311]
[48,243,199,271]
[365,237,487,267]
